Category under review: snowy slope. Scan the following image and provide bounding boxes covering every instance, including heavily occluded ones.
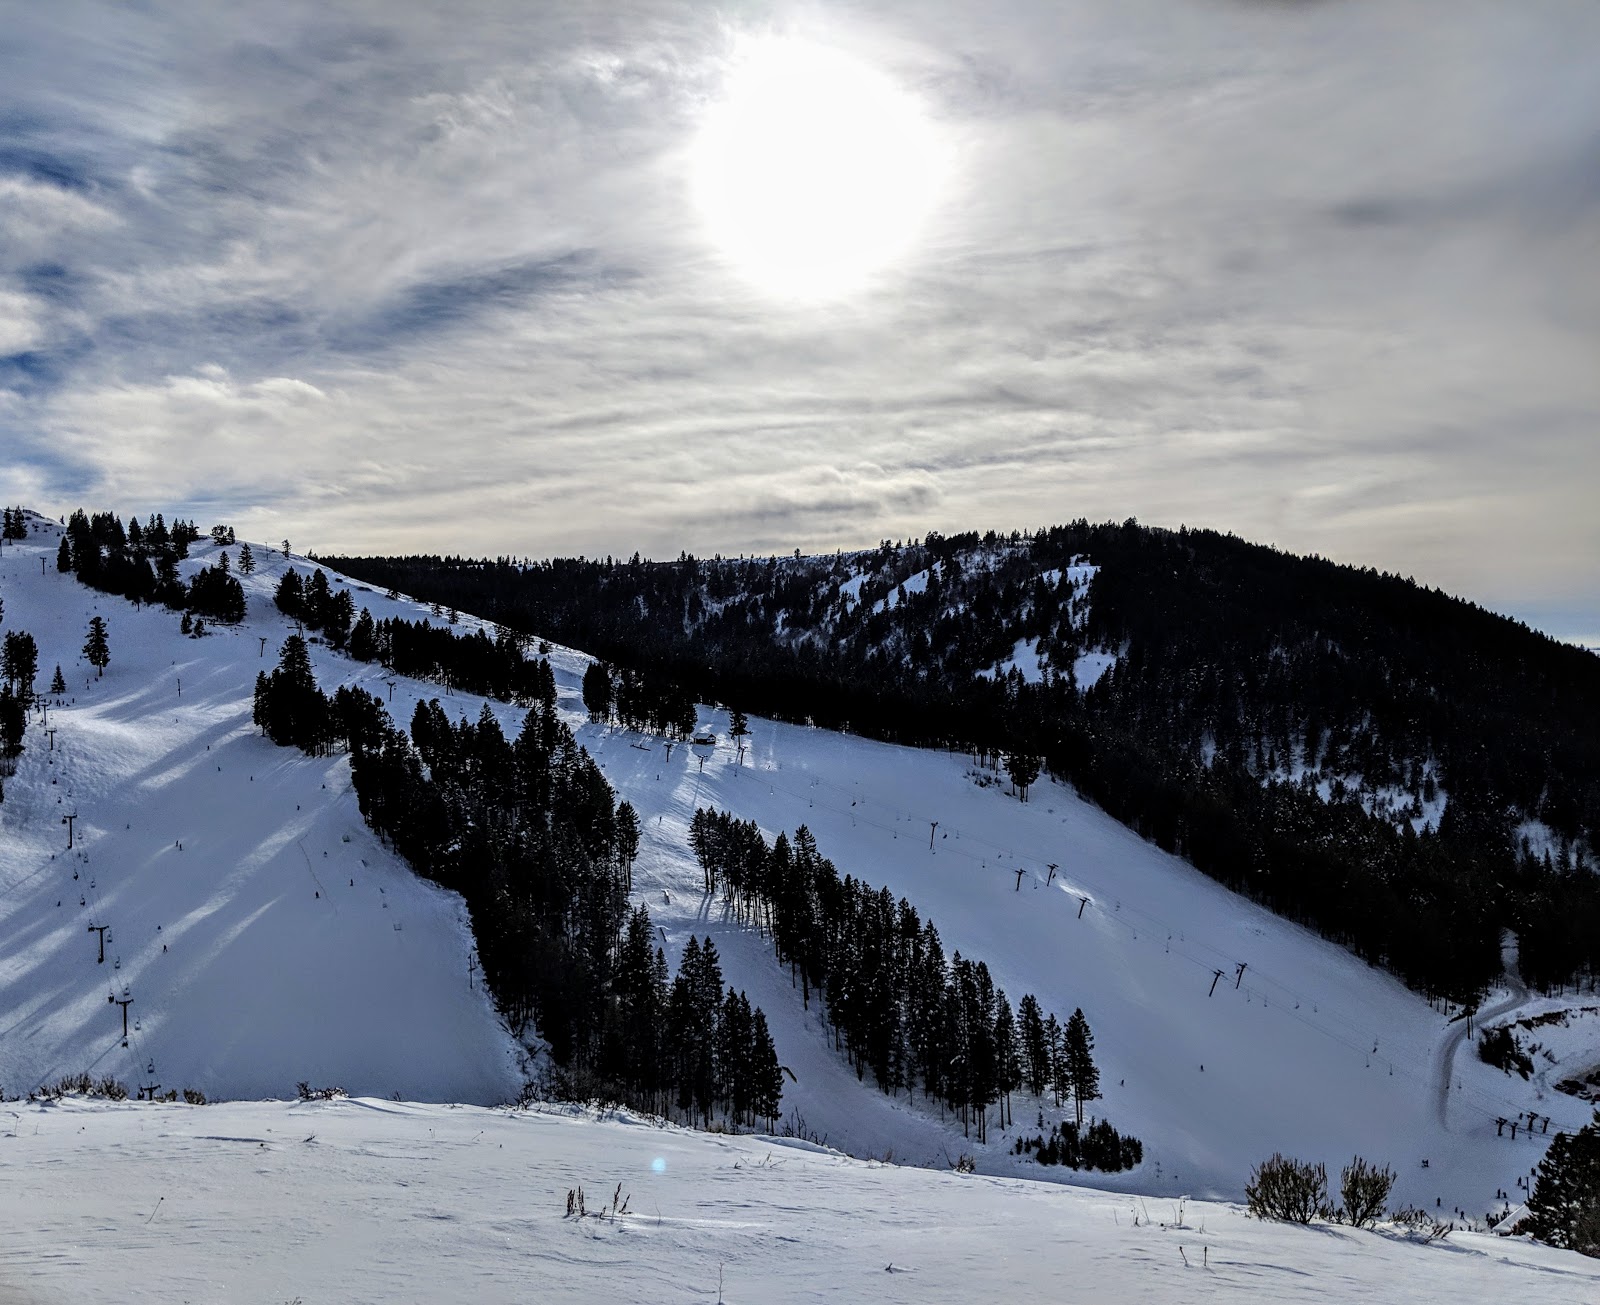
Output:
[3,511,1594,1226]
[0,516,523,1105]
[564,692,1594,1218]
[2,1095,1597,1305]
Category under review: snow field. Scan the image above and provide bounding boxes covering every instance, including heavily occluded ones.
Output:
[2,1096,1598,1305]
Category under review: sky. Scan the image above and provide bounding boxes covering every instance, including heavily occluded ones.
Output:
[1,0,1597,643]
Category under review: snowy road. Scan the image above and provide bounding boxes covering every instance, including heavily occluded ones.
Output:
[1432,936,1530,1130]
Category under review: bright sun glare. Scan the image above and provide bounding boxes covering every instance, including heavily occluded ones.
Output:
[693,37,945,300]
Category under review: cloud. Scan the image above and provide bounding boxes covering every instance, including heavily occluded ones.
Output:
[0,0,1595,638]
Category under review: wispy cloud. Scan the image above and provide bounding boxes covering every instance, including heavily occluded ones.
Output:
[0,0,1595,638]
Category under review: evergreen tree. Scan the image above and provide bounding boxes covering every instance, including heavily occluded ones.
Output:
[615,800,640,889]
[56,537,71,573]
[49,664,65,697]
[83,616,110,678]
[255,634,329,752]
[187,564,246,623]
[238,541,256,575]
[0,684,24,760]
[1524,1112,1600,1257]
[994,991,1022,1128]
[751,1008,784,1129]
[2,630,38,706]
[349,607,378,662]
[275,569,305,621]
[323,589,356,650]
[1064,1007,1101,1127]
[1019,993,1050,1097]
[306,570,333,628]
[1006,751,1042,801]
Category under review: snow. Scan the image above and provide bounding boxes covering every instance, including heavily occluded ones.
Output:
[875,566,930,613]
[4,514,1598,1291]
[1,1095,1596,1305]
[977,635,1046,684]
[0,522,523,1106]
[1075,648,1117,689]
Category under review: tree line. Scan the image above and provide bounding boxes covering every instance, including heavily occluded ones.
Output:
[686,808,1137,1167]
[251,620,783,1127]
[55,509,246,625]
[582,660,698,738]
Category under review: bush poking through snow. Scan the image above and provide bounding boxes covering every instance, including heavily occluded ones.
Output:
[296,1082,348,1102]
[1336,1156,1395,1228]
[1245,1153,1328,1224]
[30,1074,129,1102]
[1391,1206,1452,1242]
[564,1183,630,1219]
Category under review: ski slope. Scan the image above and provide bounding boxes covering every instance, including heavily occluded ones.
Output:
[3,1095,1597,1305]
[0,516,524,1105]
[2,513,1594,1228]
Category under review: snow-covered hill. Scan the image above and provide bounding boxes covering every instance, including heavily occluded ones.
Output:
[2,1095,1597,1305]
[2,510,1595,1233]
[0,515,523,1105]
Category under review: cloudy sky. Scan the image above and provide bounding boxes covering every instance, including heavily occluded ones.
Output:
[2,1,1597,641]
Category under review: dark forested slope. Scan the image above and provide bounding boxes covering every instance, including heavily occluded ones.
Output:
[326,522,1600,1005]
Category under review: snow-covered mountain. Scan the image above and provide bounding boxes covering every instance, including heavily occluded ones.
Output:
[3,509,1597,1299]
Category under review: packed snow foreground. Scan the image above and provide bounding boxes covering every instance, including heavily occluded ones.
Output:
[0,1095,1593,1304]
[2,511,1597,1300]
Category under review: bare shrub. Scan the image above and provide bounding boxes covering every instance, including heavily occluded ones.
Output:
[1338,1156,1395,1228]
[1245,1153,1328,1223]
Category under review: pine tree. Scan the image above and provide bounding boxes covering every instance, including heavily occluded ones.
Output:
[275,569,304,621]
[56,537,72,573]
[582,662,614,723]
[752,1008,784,1130]
[2,630,38,705]
[1019,994,1050,1097]
[83,616,110,678]
[349,608,378,662]
[1524,1112,1600,1257]
[1064,1007,1101,1128]
[993,991,1022,1128]
[615,800,640,890]
[1006,751,1042,801]
[0,684,24,759]
[1036,1011,1061,1106]
[50,665,65,697]
[238,541,255,575]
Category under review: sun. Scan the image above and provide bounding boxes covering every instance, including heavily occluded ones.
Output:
[692,37,945,300]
